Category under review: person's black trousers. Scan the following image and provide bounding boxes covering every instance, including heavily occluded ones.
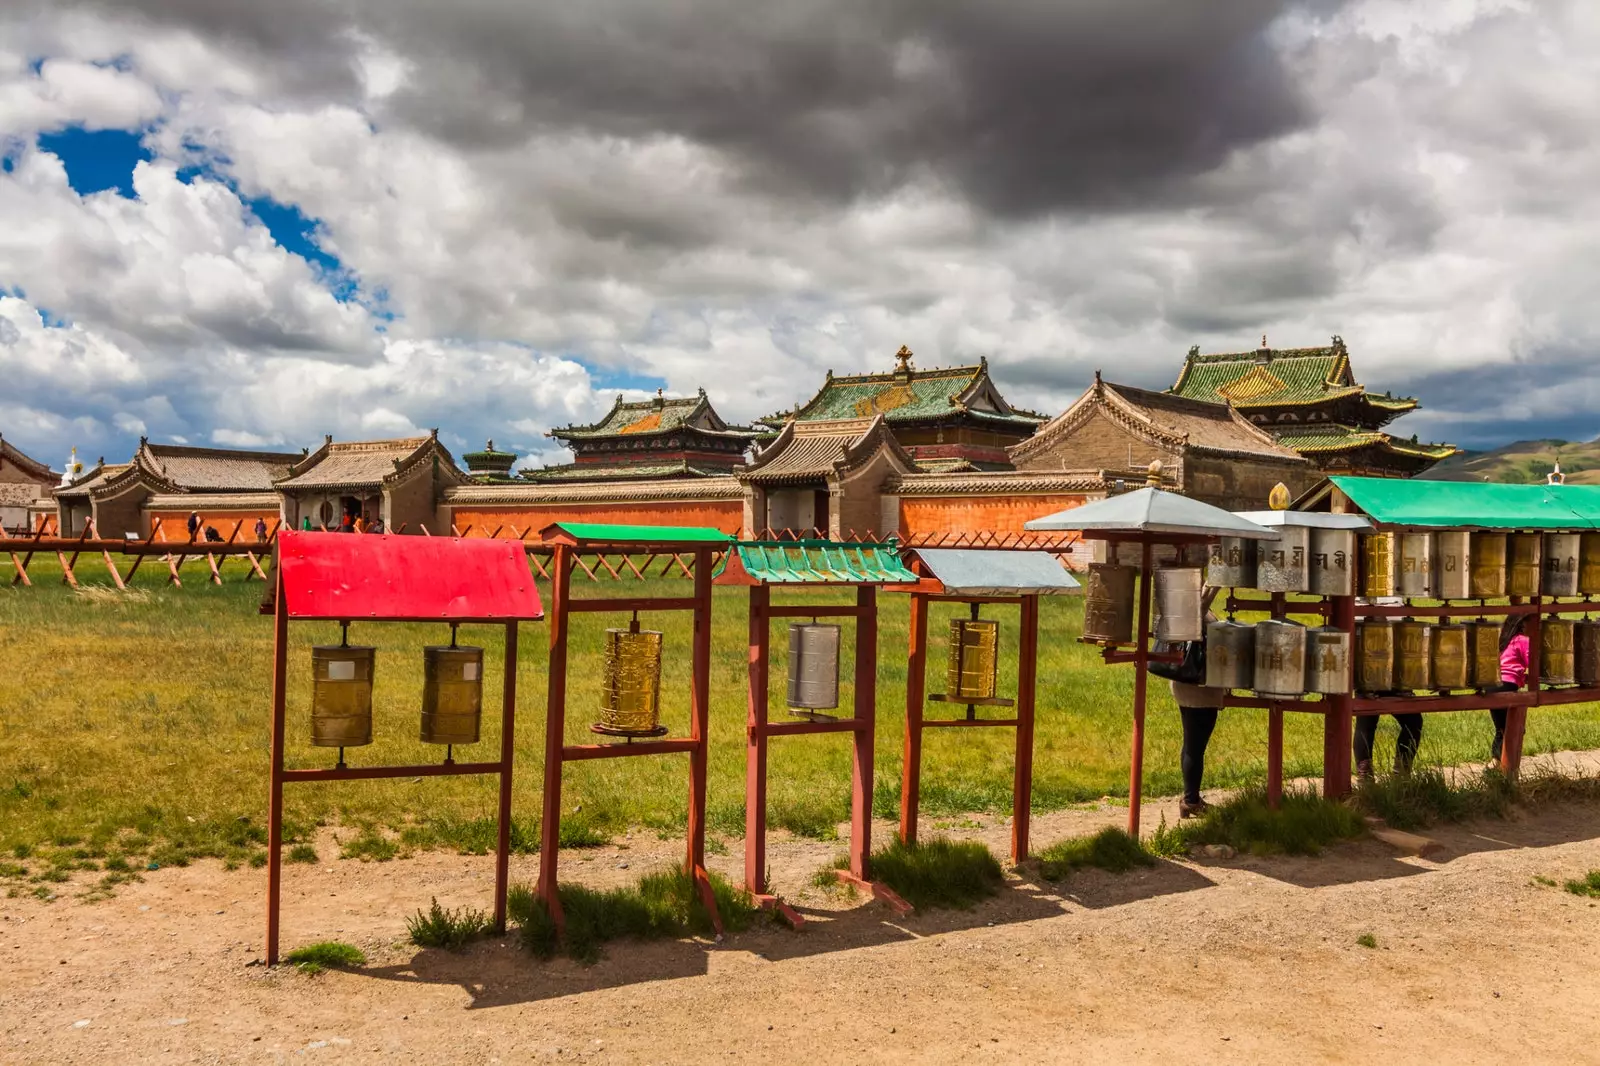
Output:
[1178,706,1219,803]
[1489,681,1518,759]
[1354,712,1423,772]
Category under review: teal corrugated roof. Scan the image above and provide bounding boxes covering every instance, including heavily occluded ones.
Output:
[720,540,917,584]
[542,522,735,545]
[1327,476,1600,529]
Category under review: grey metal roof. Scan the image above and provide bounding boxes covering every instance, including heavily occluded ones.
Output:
[1023,487,1280,539]
[911,549,1082,596]
[1233,510,1372,530]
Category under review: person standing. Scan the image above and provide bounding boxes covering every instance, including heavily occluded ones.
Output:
[1170,670,1226,819]
[1354,712,1423,779]
[253,516,268,542]
[186,511,200,539]
[1490,615,1531,766]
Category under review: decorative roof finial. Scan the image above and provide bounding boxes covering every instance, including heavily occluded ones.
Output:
[1548,459,1566,486]
[1145,459,1163,486]
[486,439,494,452]
[894,345,913,373]
[1261,334,1268,350]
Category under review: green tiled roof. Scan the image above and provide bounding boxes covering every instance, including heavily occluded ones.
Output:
[717,541,916,585]
[1272,424,1457,460]
[768,359,1043,429]
[551,391,760,441]
[1172,346,1357,406]
[522,460,733,482]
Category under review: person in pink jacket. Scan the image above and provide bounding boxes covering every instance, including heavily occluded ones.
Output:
[1490,616,1530,764]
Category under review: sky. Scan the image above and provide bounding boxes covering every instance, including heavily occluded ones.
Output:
[2,0,1598,473]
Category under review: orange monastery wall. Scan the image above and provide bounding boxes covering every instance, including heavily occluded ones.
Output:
[148,509,283,542]
[449,499,744,537]
[897,493,1092,539]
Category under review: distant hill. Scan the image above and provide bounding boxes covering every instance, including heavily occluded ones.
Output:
[1421,438,1600,484]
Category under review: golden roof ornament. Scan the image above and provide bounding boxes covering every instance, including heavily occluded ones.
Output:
[894,345,914,376]
[1268,482,1291,510]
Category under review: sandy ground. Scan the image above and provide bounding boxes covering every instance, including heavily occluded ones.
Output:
[6,757,1600,1065]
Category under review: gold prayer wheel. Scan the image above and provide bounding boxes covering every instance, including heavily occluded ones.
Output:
[1507,533,1542,598]
[1541,618,1576,686]
[946,618,1000,701]
[1083,563,1135,644]
[1355,620,1394,693]
[598,627,664,734]
[1469,620,1503,689]
[1153,567,1204,643]
[787,623,841,713]
[1469,532,1507,598]
[1394,619,1432,691]
[1397,533,1433,599]
[1434,531,1471,601]
[1360,532,1397,598]
[1543,533,1581,597]
[1580,533,1600,595]
[311,643,376,748]
[420,644,484,745]
[1576,621,1600,689]
[1431,623,1469,691]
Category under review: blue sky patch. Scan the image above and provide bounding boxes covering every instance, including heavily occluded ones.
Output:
[37,127,152,198]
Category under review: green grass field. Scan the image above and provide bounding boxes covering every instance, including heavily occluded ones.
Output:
[4,554,1600,865]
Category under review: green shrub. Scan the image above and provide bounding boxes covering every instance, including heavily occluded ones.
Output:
[407,897,491,949]
[1170,786,1366,857]
[1356,933,1378,949]
[1355,766,1514,830]
[283,941,366,975]
[1036,827,1155,880]
[854,836,1003,910]
[1564,871,1600,898]
[339,831,399,862]
[285,844,319,865]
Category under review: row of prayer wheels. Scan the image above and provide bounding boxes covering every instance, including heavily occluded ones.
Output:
[311,637,485,751]
[1355,617,1600,692]
[1208,527,1358,595]
[1203,618,1350,697]
[1361,531,1600,600]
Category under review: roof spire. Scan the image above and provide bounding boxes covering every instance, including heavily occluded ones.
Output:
[894,345,914,376]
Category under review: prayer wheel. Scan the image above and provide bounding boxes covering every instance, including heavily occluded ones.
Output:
[1253,619,1307,698]
[1205,618,1254,690]
[1153,567,1204,643]
[1431,623,1470,691]
[1469,532,1507,598]
[786,623,840,713]
[1543,533,1581,597]
[1541,618,1576,685]
[946,618,1000,701]
[1397,533,1433,599]
[1207,537,1256,589]
[1469,620,1503,689]
[420,644,484,745]
[1507,533,1542,598]
[1355,620,1394,693]
[597,627,664,734]
[1434,531,1471,601]
[1394,619,1432,691]
[1576,621,1600,688]
[1580,533,1600,595]
[1304,626,1351,695]
[1256,526,1309,593]
[1361,532,1397,598]
[1308,527,1357,597]
[310,643,375,748]
[1083,564,1135,644]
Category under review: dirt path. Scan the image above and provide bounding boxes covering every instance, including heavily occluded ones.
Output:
[6,766,1600,1065]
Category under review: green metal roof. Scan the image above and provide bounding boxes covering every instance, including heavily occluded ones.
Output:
[718,540,916,584]
[542,522,735,545]
[550,392,759,441]
[522,461,732,482]
[1327,476,1600,529]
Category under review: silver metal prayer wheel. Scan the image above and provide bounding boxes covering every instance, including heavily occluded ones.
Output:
[1307,527,1357,597]
[1207,537,1256,589]
[1576,620,1600,688]
[1153,567,1204,643]
[1543,533,1581,597]
[1256,526,1308,593]
[1205,619,1254,690]
[1580,533,1600,596]
[1541,618,1576,685]
[1469,533,1507,598]
[420,644,484,745]
[1469,620,1503,689]
[1304,626,1351,695]
[311,644,375,747]
[1361,532,1397,598]
[1394,619,1432,691]
[1355,620,1394,693]
[1507,533,1542,598]
[1253,619,1307,698]
[1431,623,1470,691]
[1083,563,1135,644]
[786,623,841,712]
[1397,533,1433,599]
[1434,531,1471,601]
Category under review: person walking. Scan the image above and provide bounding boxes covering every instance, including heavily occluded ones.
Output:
[1489,615,1531,767]
[1354,712,1423,779]
[253,516,268,542]
[1170,669,1226,819]
[186,511,201,540]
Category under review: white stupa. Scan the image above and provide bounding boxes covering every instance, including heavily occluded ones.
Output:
[59,446,84,487]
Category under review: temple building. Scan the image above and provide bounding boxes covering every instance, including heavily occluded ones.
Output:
[1167,336,1457,476]
[530,389,762,484]
[765,346,1044,472]
[276,432,470,533]
[0,436,59,532]
[738,415,915,537]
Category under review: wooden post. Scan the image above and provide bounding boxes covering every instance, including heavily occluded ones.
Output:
[849,584,877,879]
[1012,594,1039,864]
[744,584,771,894]
[686,547,721,932]
[1128,539,1153,837]
[494,620,518,934]
[1267,708,1284,809]
[899,593,929,847]
[536,544,571,928]
[1324,594,1356,798]
[265,568,289,965]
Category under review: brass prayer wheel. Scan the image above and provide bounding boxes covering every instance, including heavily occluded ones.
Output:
[1253,619,1306,698]
[1256,526,1309,593]
[787,623,841,712]
[1580,533,1600,595]
[946,618,1001,701]
[598,628,664,733]
[1361,532,1397,598]
[1469,532,1507,598]
[1543,533,1581,597]
[1541,618,1576,685]
[1469,620,1503,689]
[1431,623,1470,691]
[311,644,375,747]
[1434,531,1471,601]
[1083,563,1135,644]
[1394,619,1432,691]
[1304,626,1350,695]
[1205,618,1254,690]
[1355,620,1394,693]
[1153,567,1204,643]
[1507,533,1542,598]
[1308,527,1357,597]
[1576,621,1600,688]
[1397,533,1433,599]
[1207,537,1256,589]
[420,644,484,745]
